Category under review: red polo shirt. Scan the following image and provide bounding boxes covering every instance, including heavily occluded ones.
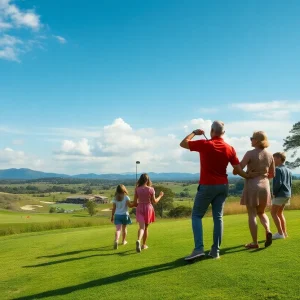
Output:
[188,137,239,185]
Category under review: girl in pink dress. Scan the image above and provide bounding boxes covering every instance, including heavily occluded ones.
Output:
[133,173,164,253]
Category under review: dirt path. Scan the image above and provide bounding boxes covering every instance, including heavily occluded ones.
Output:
[101,208,111,212]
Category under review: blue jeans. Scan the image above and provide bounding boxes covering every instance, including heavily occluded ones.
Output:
[192,184,228,254]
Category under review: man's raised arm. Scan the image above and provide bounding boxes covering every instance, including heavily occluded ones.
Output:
[180,129,205,149]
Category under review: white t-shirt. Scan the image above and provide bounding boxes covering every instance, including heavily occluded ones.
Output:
[112,195,130,215]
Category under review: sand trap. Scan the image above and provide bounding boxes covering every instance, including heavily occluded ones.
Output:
[40,201,55,204]
[21,205,43,211]
[101,208,111,212]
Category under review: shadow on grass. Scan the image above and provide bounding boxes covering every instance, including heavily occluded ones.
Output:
[24,250,135,268]
[15,258,186,300]
[248,247,267,253]
[220,240,265,255]
[37,246,112,259]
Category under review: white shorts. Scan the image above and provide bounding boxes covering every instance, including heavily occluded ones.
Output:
[272,197,291,206]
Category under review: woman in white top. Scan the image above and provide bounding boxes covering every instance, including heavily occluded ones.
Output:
[111,184,135,250]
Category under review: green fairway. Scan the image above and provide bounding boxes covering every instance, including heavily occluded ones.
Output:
[0,210,67,224]
[1,211,300,300]
[0,210,112,235]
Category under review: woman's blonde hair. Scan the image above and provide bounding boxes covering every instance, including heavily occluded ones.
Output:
[252,131,269,148]
[137,173,152,187]
[115,184,128,201]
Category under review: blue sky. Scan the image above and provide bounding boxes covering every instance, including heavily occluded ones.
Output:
[0,0,300,174]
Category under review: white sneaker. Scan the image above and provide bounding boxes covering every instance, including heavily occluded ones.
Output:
[122,241,128,245]
[272,233,285,240]
[284,232,288,238]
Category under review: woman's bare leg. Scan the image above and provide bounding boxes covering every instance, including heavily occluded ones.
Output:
[257,201,271,233]
[247,206,258,244]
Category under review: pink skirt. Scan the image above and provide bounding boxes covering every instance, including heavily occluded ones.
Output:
[136,203,155,224]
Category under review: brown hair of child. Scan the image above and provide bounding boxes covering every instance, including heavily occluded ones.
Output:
[115,184,128,201]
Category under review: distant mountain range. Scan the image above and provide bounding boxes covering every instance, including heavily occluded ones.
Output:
[0,168,200,181]
[1,168,298,181]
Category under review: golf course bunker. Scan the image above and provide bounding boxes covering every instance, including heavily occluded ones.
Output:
[21,205,43,211]
[101,208,111,212]
[40,201,55,204]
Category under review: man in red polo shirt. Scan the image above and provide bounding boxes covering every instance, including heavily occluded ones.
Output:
[180,120,252,260]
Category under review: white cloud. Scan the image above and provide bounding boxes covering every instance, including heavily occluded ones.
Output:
[0,0,41,30]
[0,20,12,30]
[0,45,18,61]
[0,1,64,62]
[225,120,292,139]
[0,147,43,169]
[53,118,191,173]
[49,118,214,174]
[256,110,290,120]
[187,118,212,133]
[231,100,300,122]
[53,35,67,44]
[50,117,294,174]
[2,116,299,174]
[0,0,40,61]
[0,34,21,46]
[0,33,21,60]
[231,100,300,111]
[60,138,91,156]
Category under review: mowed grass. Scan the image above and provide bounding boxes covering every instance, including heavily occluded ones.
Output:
[0,210,112,236]
[1,211,300,300]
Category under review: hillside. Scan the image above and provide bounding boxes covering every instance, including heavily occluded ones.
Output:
[0,168,200,181]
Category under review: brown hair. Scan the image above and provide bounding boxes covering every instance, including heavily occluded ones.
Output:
[115,184,128,201]
[273,152,286,163]
[137,173,152,187]
[252,131,269,148]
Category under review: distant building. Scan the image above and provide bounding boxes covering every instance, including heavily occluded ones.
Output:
[64,195,108,204]
[94,195,109,204]
[65,195,94,204]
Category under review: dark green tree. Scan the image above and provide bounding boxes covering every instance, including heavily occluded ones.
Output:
[283,122,300,169]
[168,205,192,218]
[235,179,244,192]
[84,187,93,195]
[153,185,175,218]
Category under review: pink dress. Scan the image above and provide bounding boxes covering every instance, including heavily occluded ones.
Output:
[135,186,156,224]
[240,148,275,207]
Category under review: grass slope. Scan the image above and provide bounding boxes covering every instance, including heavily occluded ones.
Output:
[1,211,300,300]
